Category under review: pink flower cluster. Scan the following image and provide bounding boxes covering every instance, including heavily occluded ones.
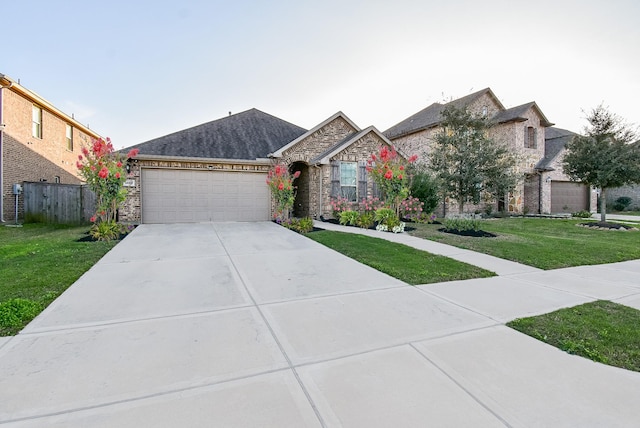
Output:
[266,163,301,220]
[366,145,417,182]
[330,196,355,216]
[266,163,300,191]
[359,196,385,214]
[76,137,138,224]
[399,196,424,219]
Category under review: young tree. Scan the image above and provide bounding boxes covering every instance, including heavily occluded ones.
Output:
[429,105,519,214]
[366,145,418,217]
[563,104,640,222]
[266,162,300,222]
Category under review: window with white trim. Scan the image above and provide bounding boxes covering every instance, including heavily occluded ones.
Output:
[340,162,357,201]
[32,105,42,138]
[66,124,73,151]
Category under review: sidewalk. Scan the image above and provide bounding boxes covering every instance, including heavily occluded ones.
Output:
[314,220,540,276]
[592,213,640,223]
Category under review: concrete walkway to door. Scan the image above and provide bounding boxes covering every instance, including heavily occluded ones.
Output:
[0,222,639,427]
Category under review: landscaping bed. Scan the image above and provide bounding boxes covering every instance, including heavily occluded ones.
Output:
[408,217,640,269]
[578,222,638,231]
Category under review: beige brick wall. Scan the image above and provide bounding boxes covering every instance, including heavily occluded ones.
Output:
[280,117,358,164]
[318,132,394,218]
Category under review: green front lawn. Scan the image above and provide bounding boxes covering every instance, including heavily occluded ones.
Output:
[306,230,495,284]
[409,218,640,269]
[508,301,640,372]
[0,224,117,336]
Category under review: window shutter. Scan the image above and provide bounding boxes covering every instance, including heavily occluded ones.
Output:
[534,128,538,149]
[330,161,340,198]
[372,182,381,198]
[358,161,367,201]
[524,126,528,148]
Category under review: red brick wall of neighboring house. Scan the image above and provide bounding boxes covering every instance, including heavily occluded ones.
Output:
[2,134,82,221]
[2,85,99,221]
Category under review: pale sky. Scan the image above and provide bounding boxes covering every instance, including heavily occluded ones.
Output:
[4,0,639,148]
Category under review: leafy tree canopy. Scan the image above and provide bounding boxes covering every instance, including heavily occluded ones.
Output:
[563,104,640,221]
[429,105,519,213]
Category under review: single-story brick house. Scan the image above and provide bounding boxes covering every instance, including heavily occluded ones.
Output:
[120,109,396,223]
[384,88,597,214]
[268,111,399,219]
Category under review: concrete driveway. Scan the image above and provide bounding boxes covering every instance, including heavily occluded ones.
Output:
[1,222,639,427]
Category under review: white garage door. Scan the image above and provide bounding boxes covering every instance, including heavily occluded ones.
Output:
[142,169,270,223]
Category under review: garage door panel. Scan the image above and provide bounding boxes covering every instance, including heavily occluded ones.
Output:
[551,182,589,213]
[142,169,269,223]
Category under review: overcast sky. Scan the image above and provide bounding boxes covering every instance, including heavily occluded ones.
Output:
[4,0,639,148]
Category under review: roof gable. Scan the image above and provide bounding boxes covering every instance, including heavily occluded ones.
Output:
[310,126,394,165]
[270,111,360,158]
[384,87,505,139]
[123,108,307,160]
[536,127,577,170]
[493,102,554,127]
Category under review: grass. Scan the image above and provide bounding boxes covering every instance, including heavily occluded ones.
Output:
[508,301,640,372]
[306,230,495,284]
[0,224,117,336]
[408,218,640,270]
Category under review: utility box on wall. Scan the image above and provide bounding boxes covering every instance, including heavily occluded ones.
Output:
[12,183,23,195]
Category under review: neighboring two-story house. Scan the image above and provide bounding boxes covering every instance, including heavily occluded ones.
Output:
[384,88,596,215]
[0,74,102,222]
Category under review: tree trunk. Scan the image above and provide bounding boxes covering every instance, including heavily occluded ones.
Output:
[458,196,464,214]
[600,187,607,222]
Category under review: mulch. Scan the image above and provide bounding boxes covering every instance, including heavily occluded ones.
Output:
[438,228,497,238]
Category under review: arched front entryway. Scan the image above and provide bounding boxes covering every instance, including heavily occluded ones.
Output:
[290,162,310,218]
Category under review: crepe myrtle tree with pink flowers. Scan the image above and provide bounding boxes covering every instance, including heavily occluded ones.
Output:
[366,145,418,217]
[77,138,138,239]
[266,162,300,222]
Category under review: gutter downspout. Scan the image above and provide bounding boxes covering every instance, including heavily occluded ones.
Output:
[317,164,322,219]
[538,173,543,215]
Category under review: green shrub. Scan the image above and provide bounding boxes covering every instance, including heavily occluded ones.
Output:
[409,169,440,214]
[374,208,404,232]
[374,208,396,224]
[413,212,437,224]
[0,298,43,330]
[443,215,482,232]
[295,217,314,233]
[339,210,360,226]
[90,220,122,241]
[572,210,593,218]
[330,196,354,219]
[356,212,374,229]
[612,196,633,212]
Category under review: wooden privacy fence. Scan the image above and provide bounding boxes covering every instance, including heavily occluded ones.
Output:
[23,182,96,224]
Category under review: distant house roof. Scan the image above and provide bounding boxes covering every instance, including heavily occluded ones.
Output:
[536,127,577,170]
[384,88,503,139]
[493,102,554,127]
[123,108,307,160]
